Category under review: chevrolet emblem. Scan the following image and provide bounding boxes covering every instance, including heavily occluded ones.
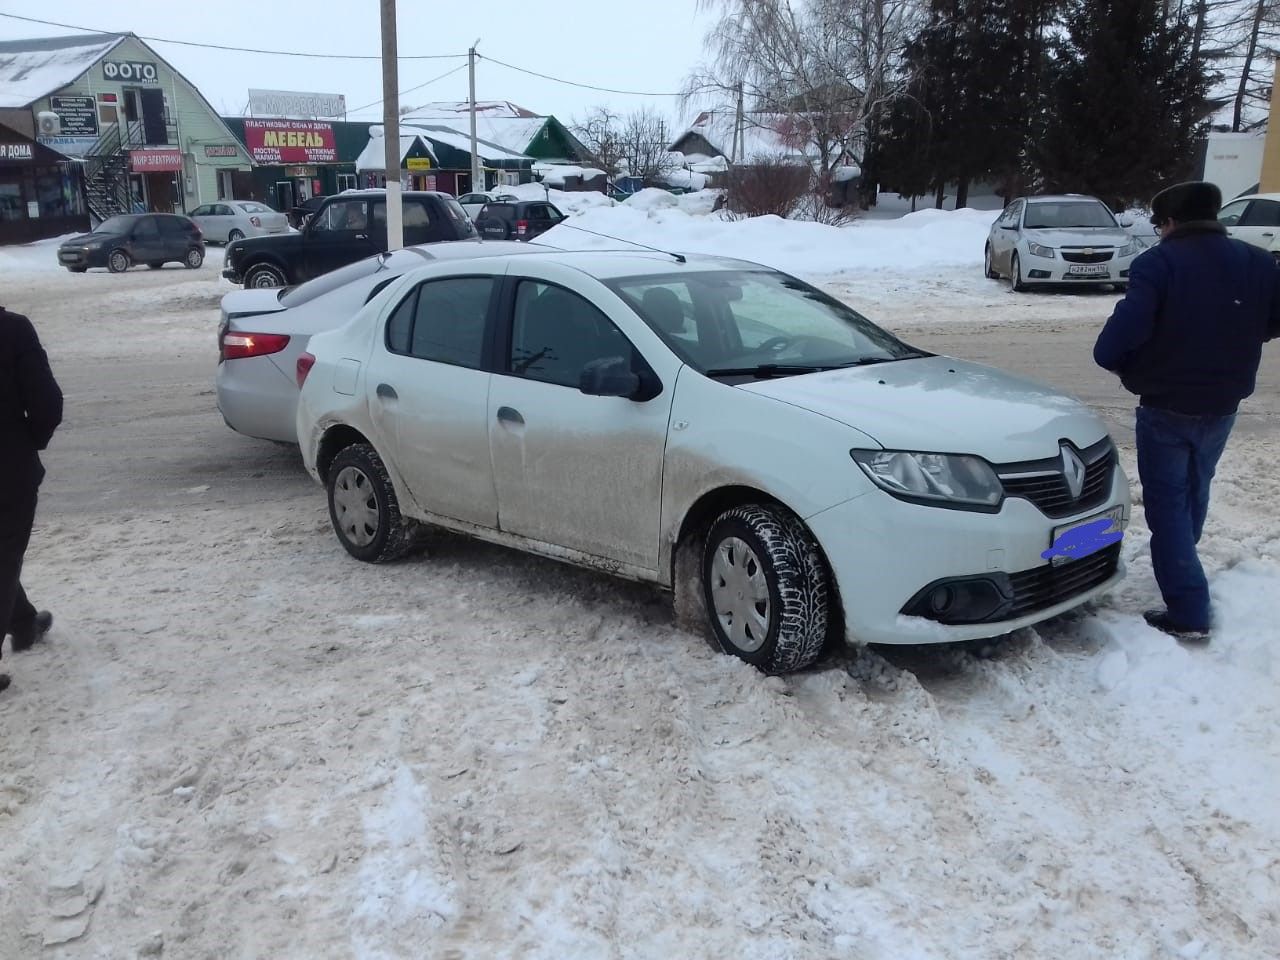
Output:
[1082,248,1094,256]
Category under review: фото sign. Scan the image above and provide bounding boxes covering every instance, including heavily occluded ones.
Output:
[104,60,159,82]
[243,119,336,164]
[130,149,183,172]
[50,96,98,137]
[248,89,346,119]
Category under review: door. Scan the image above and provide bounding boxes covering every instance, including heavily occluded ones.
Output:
[303,197,376,281]
[157,215,191,260]
[274,181,295,215]
[127,215,164,263]
[991,200,1022,272]
[368,276,501,526]
[140,89,167,145]
[1223,198,1280,251]
[487,278,672,570]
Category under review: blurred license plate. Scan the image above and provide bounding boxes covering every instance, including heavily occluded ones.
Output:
[1046,505,1124,565]
[1067,264,1108,276]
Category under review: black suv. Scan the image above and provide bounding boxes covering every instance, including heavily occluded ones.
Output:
[57,214,205,273]
[474,200,566,241]
[222,191,478,288]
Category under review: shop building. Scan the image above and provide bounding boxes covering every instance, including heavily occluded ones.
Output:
[355,124,534,193]
[0,32,253,223]
[220,117,369,210]
[0,122,89,244]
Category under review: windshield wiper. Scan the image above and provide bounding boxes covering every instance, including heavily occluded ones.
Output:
[704,363,837,379]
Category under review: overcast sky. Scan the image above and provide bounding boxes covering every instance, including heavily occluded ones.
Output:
[0,1,721,130]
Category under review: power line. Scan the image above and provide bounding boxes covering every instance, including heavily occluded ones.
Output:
[478,54,682,97]
[346,62,469,116]
[0,12,467,60]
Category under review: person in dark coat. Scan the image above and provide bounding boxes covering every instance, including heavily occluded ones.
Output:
[0,305,63,693]
[1094,181,1280,642]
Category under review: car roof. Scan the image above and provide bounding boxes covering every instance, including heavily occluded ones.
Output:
[335,189,455,199]
[400,248,769,280]
[1024,194,1105,203]
[1230,192,1280,202]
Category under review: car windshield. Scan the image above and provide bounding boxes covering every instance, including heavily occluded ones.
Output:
[1023,201,1118,229]
[605,269,925,377]
[94,216,134,234]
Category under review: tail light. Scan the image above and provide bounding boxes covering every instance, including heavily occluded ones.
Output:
[220,330,290,361]
[296,351,316,388]
[250,216,262,227]
[516,219,528,236]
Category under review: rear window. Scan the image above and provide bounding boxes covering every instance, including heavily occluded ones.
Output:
[277,249,425,307]
[238,202,272,214]
[479,203,515,220]
[160,216,193,236]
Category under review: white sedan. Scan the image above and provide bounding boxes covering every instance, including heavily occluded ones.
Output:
[296,250,1131,672]
[985,194,1140,290]
[216,240,541,443]
[457,191,517,220]
[189,200,289,243]
[1218,192,1280,259]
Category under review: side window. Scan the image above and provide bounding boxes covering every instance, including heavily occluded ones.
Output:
[158,217,186,236]
[386,277,496,368]
[190,205,210,217]
[1242,199,1280,227]
[312,199,367,233]
[509,280,631,388]
[1218,200,1249,227]
[133,217,159,239]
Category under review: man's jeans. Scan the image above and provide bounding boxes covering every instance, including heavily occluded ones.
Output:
[1135,405,1236,630]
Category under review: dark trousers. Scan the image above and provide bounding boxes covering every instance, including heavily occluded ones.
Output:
[1135,405,1236,630]
[0,489,38,660]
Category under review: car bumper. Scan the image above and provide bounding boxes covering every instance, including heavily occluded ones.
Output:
[807,465,1132,646]
[222,264,244,283]
[57,248,106,268]
[1020,251,1136,284]
[215,355,301,443]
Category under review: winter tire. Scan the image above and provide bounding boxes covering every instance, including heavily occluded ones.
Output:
[702,504,830,674]
[227,229,244,243]
[984,244,999,279]
[244,263,286,288]
[1010,252,1028,292]
[107,249,130,273]
[184,247,205,269]
[326,443,415,563]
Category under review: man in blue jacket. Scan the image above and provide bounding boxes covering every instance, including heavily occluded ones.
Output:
[1094,181,1280,642]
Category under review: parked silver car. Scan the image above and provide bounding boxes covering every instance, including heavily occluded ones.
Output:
[190,200,289,244]
[457,191,518,220]
[216,240,543,443]
[985,194,1139,291]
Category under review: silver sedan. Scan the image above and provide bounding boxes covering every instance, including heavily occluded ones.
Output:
[190,200,290,244]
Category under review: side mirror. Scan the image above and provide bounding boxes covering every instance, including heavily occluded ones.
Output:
[580,356,640,398]
[1119,215,1134,228]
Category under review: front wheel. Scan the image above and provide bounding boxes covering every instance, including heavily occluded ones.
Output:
[1010,252,1028,292]
[243,263,286,288]
[984,244,999,279]
[326,443,415,563]
[107,249,131,273]
[702,504,830,674]
[184,247,205,269]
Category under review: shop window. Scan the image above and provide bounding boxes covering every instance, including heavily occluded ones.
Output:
[337,174,357,192]
[0,183,22,221]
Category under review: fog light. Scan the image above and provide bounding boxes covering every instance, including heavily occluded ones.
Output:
[903,575,1013,624]
[929,586,955,614]
[1029,269,1052,279]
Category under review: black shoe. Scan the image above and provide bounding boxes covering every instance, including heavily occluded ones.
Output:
[10,610,53,652]
[0,673,10,693]
[1143,609,1210,644]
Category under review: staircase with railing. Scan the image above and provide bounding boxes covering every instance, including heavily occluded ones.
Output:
[82,123,132,222]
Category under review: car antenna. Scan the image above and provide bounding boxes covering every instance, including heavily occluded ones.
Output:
[554,223,686,263]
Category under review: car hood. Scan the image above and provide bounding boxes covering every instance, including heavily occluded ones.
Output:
[1022,227,1132,247]
[738,356,1108,463]
[220,287,287,320]
[230,233,304,255]
[60,232,116,246]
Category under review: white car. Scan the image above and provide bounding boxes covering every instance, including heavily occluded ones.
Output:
[216,240,542,442]
[457,191,517,220]
[1218,192,1280,259]
[296,251,1130,673]
[189,200,289,243]
[985,194,1140,291]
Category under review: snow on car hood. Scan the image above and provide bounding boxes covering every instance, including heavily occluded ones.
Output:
[1023,227,1131,248]
[739,355,1108,463]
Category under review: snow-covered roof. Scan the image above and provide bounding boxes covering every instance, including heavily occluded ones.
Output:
[408,100,540,119]
[0,32,126,109]
[670,110,819,166]
[532,162,606,185]
[398,123,531,163]
[355,133,437,173]
[401,114,548,157]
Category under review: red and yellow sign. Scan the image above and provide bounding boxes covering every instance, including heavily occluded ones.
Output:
[243,119,336,164]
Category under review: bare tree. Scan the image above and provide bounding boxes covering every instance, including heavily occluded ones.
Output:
[619,108,678,183]
[1191,0,1280,130]
[572,106,626,175]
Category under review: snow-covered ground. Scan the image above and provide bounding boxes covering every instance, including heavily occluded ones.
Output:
[0,209,1277,959]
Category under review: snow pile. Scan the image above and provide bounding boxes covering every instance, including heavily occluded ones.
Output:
[495,183,619,217]
[623,188,680,212]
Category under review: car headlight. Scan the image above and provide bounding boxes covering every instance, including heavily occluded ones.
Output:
[850,449,1003,509]
[1117,240,1137,257]
[1027,242,1055,259]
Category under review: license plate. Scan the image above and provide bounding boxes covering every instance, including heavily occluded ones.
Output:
[1044,506,1124,565]
[1067,264,1108,276]
[58,252,77,260]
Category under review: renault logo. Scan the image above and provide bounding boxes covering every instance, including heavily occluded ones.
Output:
[1061,445,1086,499]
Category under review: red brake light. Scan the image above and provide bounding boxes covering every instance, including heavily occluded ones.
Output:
[516,219,528,235]
[250,216,262,227]
[220,331,290,361]
[296,352,316,388]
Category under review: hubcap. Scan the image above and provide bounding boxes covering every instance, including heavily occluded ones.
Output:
[250,270,279,288]
[710,536,771,652]
[110,252,126,271]
[188,251,201,266]
[333,466,379,547]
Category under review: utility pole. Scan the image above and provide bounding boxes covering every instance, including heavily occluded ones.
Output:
[733,81,744,164]
[380,0,403,250]
[468,41,483,194]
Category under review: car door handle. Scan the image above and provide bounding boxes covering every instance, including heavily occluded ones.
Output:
[1263,232,1275,238]
[496,405,524,426]
[376,383,397,401]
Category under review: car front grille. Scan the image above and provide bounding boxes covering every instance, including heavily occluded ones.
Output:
[1061,250,1114,264]
[997,439,1115,518]
[1006,543,1121,618]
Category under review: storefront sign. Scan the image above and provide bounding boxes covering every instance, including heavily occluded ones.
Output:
[284,165,317,177]
[243,119,336,164]
[204,144,240,158]
[248,89,346,119]
[131,149,183,172]
[36,135,96,157]
[1,142,34,162]
[50,96,98,137]
[406,157,432,171]
[104,60,159,82]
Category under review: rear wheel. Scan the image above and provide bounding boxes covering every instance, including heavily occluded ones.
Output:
[184,247,205,269]
[227,229,244,243]
[107,249,130,273]
[244,263,286,288]
[326,443,415,563]
[702,504,830,674]
[1010,252,1028,292]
